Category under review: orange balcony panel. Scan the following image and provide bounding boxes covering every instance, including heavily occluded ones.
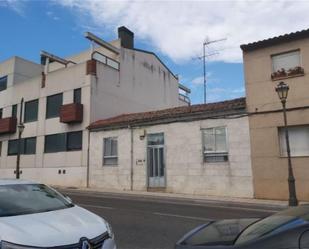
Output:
[60,103,83,123]
[0,117,17,134]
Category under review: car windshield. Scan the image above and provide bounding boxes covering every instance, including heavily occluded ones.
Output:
[235,206,309,245]
[0,184,74,217]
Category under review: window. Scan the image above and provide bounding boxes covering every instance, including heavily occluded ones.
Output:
[74,88,81,104]
[202,127,228,163]
[44,131,83,153]
[279,126,309,157]
[8,140,19,156]
[8,137,36,156]
[272,50,301,72]
[106,58,120,70]
[46,93,63,119]
[12,104,17,118]
[24,137,36,155]
[0,76,7,92]
[0,108,2,119]
[24,99,38,123]
[44,133,66,153]
[103,137,118,165]
[67,131,82,151]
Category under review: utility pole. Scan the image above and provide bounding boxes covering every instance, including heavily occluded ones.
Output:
[16,98,25,179]
[200,38,226,104]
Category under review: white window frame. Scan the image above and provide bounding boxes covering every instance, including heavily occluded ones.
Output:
[103,137,118,166]
[202,127,229,163]
[271,50,301,72]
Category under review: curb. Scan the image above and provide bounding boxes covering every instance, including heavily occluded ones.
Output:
[56,186,289,211]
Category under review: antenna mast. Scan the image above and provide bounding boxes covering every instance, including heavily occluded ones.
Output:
[201,38,226,104]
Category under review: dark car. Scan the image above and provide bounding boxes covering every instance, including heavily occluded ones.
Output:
[176,205,309,249]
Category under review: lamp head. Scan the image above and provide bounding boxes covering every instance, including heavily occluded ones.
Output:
[275,81,289,102]
[18,123,25,133]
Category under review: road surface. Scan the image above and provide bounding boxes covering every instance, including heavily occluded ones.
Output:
[60,189,282,249]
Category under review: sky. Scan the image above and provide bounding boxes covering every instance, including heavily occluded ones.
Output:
[1,0,309,104]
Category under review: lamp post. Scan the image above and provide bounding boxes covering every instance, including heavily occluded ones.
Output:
[16,98,24,179]
[275,81,298,206]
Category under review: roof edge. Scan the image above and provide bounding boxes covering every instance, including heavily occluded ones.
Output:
[88,97,247,131]
[241,28,309,52]
[89,109,247,132]
[131,48,178,80]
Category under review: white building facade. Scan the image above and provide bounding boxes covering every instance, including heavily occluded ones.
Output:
[88,98,254,198]
[0,27,189,187]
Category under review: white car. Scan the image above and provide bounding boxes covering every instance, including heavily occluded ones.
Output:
[0,179,116,249]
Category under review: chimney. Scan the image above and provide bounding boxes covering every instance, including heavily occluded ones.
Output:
[118,26,134,49]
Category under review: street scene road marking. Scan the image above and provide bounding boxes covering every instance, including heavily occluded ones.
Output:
[78,203,115,210]
[67,191,279,213]
[153,212,211,221]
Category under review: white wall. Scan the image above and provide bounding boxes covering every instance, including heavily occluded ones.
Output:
[0,61,91,187]
[89,116,254,198]
[90,48,180,121]
[0,40,184,188]
[0,57,42,87]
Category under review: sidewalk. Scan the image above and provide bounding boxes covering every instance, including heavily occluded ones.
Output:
[57,186,298,210]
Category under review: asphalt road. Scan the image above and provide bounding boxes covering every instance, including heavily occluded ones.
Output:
[60,189,283,249]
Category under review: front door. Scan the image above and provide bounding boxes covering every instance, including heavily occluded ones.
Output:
[147,133,165,188]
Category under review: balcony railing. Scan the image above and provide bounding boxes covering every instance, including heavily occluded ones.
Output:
[60,103,83,123]
[179,93,190,105]
[0,117,17,134]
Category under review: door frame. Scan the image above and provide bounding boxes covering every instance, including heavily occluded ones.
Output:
[146,133,166,189]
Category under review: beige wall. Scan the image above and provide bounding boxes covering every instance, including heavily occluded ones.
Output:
[244,38,309,113]
[243,38,309,201]
[89,116,253,198]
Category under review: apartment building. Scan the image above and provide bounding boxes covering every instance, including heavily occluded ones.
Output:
[88,98,253,198]
[0,26,189,187]
[241,29,309,201]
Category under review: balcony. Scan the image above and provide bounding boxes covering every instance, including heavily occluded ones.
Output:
[271,66,305,81]
[0,117,17,134]
[86,59,97,76]
[179,93,190,106]
[60,103,83,123]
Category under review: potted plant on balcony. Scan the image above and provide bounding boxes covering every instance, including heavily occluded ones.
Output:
[271,68,287,80]
[287,66,304,77]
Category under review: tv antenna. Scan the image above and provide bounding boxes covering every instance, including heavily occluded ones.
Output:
[197,38,227,104]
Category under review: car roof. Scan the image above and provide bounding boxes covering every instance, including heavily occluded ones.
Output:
[0,179,38,186]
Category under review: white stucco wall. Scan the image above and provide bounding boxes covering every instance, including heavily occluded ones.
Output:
[89,116,253,198]
[0,39,185,188]
[90,48,180,121]
[0,57,43,86]
[0,60,91,187]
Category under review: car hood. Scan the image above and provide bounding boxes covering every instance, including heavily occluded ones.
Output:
[176,218,260,248]
[0,205,107,247]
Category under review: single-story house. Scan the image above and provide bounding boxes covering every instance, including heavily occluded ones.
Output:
[87,97,254,198]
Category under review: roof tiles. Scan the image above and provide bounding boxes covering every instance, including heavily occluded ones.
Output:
[88,97,246,130]
[241,28,309,52]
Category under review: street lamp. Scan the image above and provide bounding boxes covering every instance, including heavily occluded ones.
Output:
[16,98,24,179]
[275,81,298,206]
